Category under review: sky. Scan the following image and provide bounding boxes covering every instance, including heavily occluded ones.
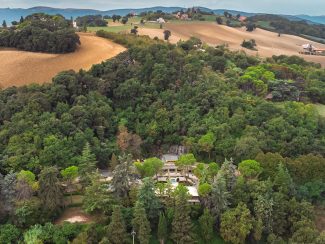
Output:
[0,0,324,15]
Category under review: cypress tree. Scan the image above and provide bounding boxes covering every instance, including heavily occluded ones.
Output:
[199,209,214,242]
[157,212,168,244]
[2,20,7,28]
[107,205,127,244]
[79,142,97,186]
[38,167,63,216]
[132,201,151,244]
[171,185,194,244]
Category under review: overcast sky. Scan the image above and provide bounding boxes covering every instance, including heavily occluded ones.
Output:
[1,0,324,15]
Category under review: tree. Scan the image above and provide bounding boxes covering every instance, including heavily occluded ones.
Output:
[220,203,254,244]
[20,16,24,23]
[134,157,163,178]
[0,224,20,243]
[83,172,115,215]
[163,30,171,41]
[38,167,63,216]
[121,17,129,25]
[273,163,294,196]
[132,201,151,244]
[117,125,142,157]
[289,219,319,243]
[137,177,161,222]
[206,173,230,223]
[216,16,223,24]
[107,205,127,244]
[218,158,237,192]
[24,225,44,244]
[198,132,216,159]
[131,26,138,35]
[61,166,78,202]
[2,20,7,28]
[199,209,214,243]
[176,153,196,179]
[111,155,132,200]
[78,142,97,186]
[238,159,262,179]
[110,153,118,170]
[246,22,256,32]
[157,212,168,244]
[2,172,17,215]
[171,185,194,244]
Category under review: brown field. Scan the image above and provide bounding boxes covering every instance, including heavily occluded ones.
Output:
[0,32,125,88]
[139,22,325,66]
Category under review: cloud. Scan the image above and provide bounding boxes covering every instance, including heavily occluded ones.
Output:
[0,0,324,15]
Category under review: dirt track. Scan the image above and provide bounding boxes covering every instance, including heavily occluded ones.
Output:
[0,32,125,88]
[139,23,325,66]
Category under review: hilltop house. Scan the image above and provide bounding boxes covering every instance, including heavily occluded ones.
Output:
[156,154,200,203]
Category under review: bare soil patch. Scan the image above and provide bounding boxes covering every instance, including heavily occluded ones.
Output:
[55,207,93,225]
[0,32,125,88]
[140,23,325,66]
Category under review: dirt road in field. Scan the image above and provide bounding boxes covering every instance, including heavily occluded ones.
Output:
[0,32,125,88]
[139,23,325,66]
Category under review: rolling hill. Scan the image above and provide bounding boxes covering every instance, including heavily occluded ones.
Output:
[139,22,325,67]
[1,6,324,25]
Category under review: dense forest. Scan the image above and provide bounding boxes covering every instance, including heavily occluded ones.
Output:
[0,13,80,53]
[0,31,324,243]
[247,14,325,40]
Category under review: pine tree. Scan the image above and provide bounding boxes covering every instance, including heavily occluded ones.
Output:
[38,167,63,216]
[1,172,17,214]
[110,153,118,170]
[19,16,24,24]
[274,163,294,196]
[132,201,151,244]
[219,158,237,191]
[107,205,127,244]
[171,185,194,244]
[137,177,161,222]
[199,209,214,243]
[157,212,168,244]
[2,20,7,28]
[111,156,131,200]
[79,142,97,186]
[207,172,230,223]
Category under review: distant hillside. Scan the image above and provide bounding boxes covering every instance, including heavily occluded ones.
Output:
[0,6,186,23]
[0,6,324,25]
[296,15,325,25]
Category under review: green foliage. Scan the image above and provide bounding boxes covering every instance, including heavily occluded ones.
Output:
[220,203,254,244]
[137,178,161,222]
[83,172,115,215]
[172,184,194,244]
[61,166,78,181]
[38,166,63,217]
[241,39,257,50]
[76,15,107,27]
[199,209,214,242]
[107,205,127,244]
[238,159,262,179]
[134,157,163,178]
[0,13,80,53]
[198,183,212,197]
[157,212,168,244]
[132,201,151,244]
[0,224,20,243]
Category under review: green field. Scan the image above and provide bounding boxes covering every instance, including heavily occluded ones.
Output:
[256,20,276,30]
[88,17,161,33]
